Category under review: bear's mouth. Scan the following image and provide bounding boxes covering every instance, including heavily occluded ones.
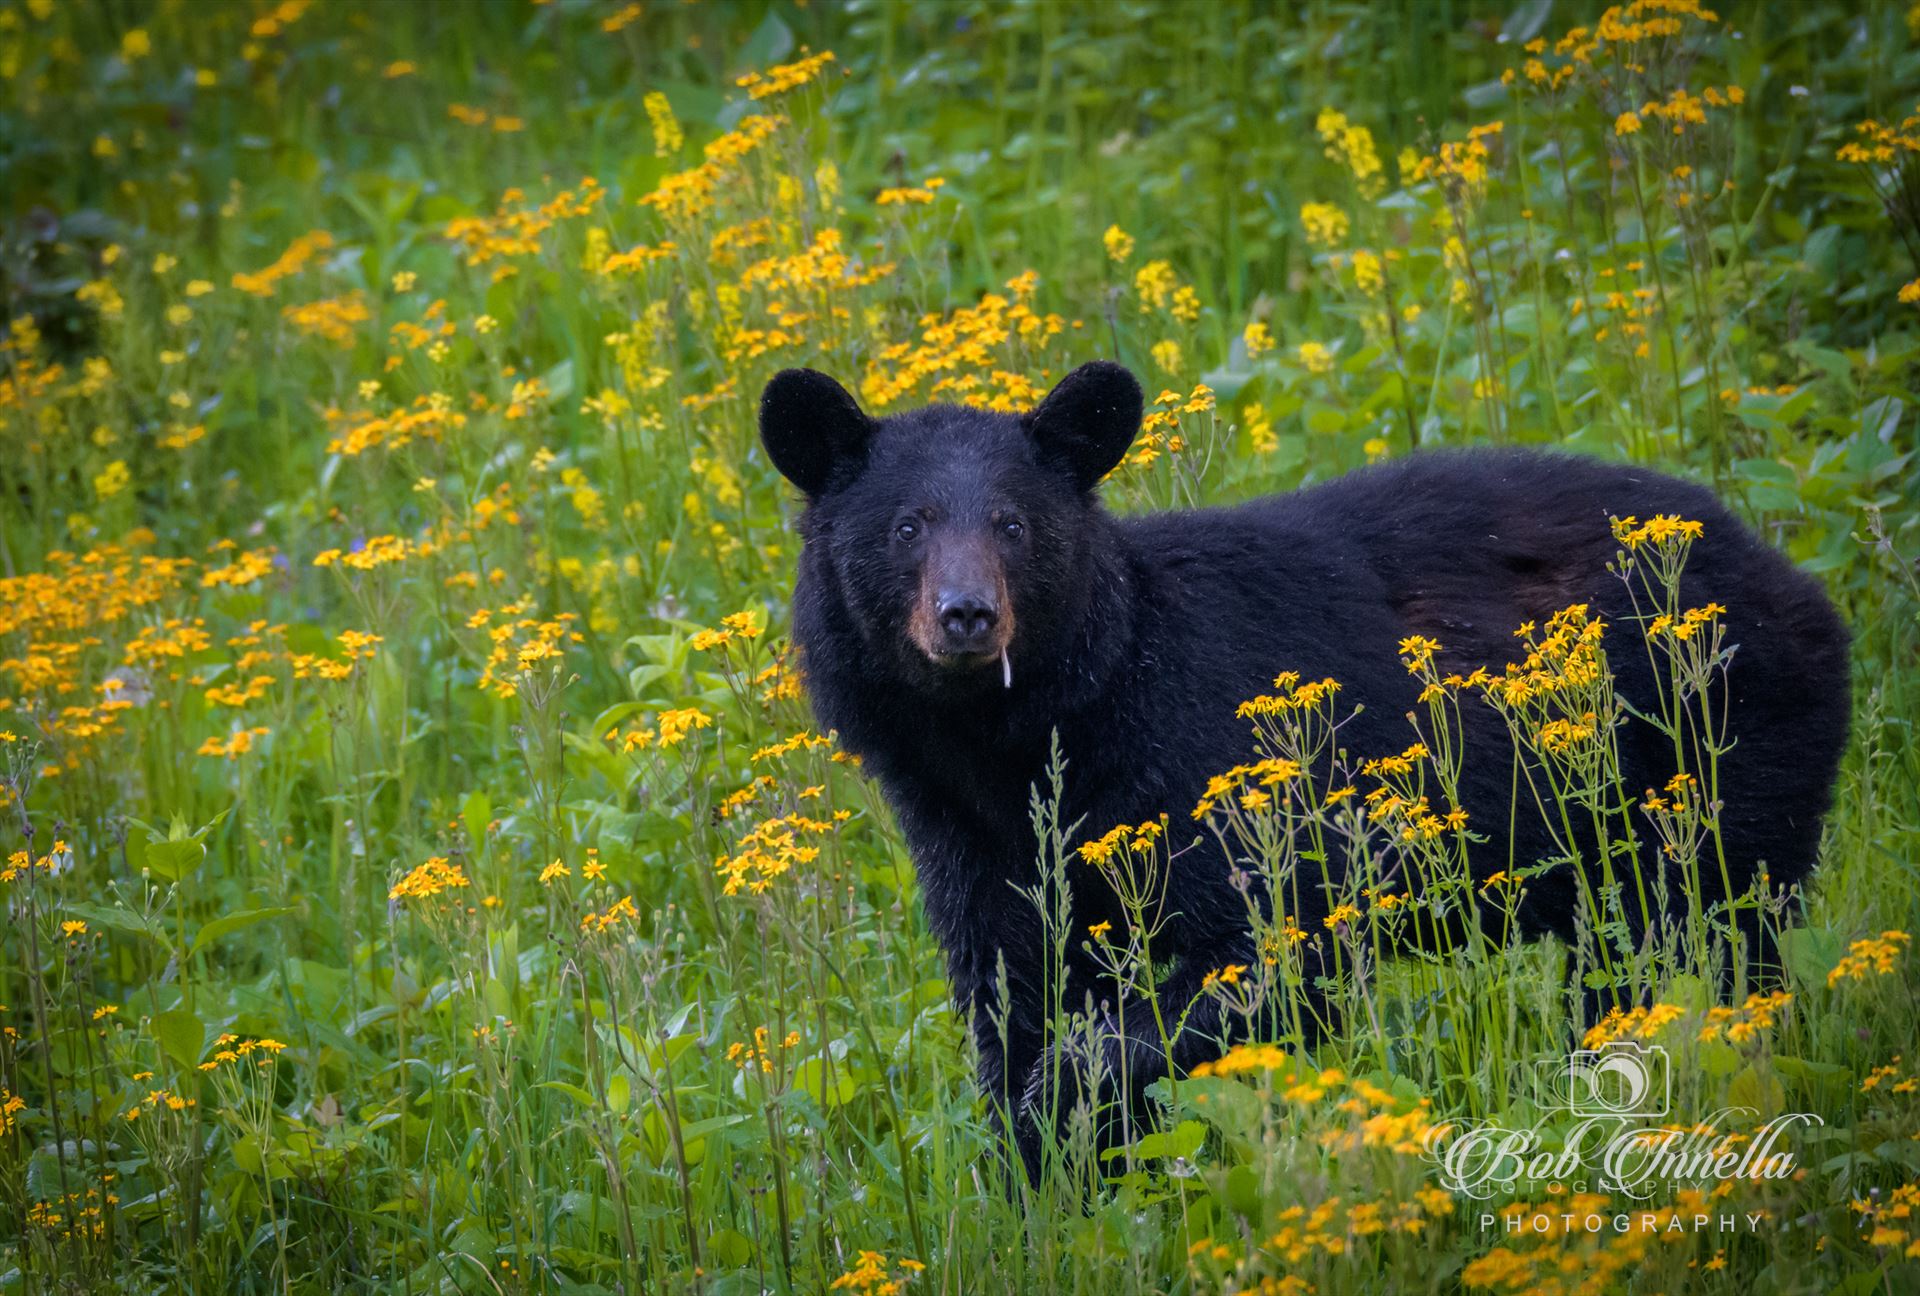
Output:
[924,644,1014,688]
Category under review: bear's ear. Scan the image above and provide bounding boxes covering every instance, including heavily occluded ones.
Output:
[759,369,874,498]
[1024,360,1143,491]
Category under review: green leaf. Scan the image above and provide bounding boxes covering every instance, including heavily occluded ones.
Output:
[153,1008,205,1072]
[538,1081,597,1109]
[789,1057,857,1109]
[1112,1118,1207,1162]
[1728,1064,1785,1115]
[142,837,204,883]
[707,1227,753,1268]
[191,907,295,956]
[1779,927,1844,992]
[61,902,167,947]
[462,789,491,856]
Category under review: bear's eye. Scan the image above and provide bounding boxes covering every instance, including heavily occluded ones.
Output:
[1001,519,1025,540]
[895,520,919,543]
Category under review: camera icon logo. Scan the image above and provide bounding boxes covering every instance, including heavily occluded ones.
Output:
[1538,1040,1670,1118]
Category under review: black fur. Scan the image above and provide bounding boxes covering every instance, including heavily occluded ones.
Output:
[761,362,1852,1173]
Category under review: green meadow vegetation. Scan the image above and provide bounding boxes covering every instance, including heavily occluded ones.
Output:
[3,0,1920,1292]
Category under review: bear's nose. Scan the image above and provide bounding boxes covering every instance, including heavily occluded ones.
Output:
[937,591,998,650]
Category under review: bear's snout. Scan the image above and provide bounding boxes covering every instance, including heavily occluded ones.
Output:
[936,589,999,651]
[907,537,1014,666]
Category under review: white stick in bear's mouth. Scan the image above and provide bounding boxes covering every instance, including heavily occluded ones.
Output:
[1000,646,1012,690]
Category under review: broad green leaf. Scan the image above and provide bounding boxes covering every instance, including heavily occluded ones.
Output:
[1112,1118,1207,1162]
[462,789,491,856]
[191,907,295,956]
[153,1008,205,1072]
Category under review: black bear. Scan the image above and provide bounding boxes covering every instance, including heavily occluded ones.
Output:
[759,359,1850,1171]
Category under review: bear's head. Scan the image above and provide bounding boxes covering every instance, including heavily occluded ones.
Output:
[759,360,1143,694]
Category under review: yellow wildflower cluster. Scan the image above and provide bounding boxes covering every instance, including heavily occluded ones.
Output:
[197,726,270,760]
[749,729,836,764]
[326,394,470,456]
[876,176,946,206]
[610,706,714,753]
[1854,1181,1920,1260]
[388,855,471,902]
[1315,107,1385,197]
[444,178,605,272]
[1645,602,1724,643]
[1122,383,1213,469]
[2,839,68,884]
[122,1086,196,1121]
[1838,106,1920,165]
[1698,990,1793,1045]
[283,291,370,348]
[1479,604,1607,709]
[1463,1187,1735,1292]
[1361,787,1468,844]
[1077,816,1167,866]
[1582,1001,1687,1048]
[692,609,766,652]
[1828,930,1912,989]
[1299,201,1349,248]
[861,272,1067,411]
[643,90,683,156]
[195,1034,288,1073]
[1408,122,1504,194]
[199,545,275,590]
[231,230,333,297]
[285,628,381,683]
[715,810,846,896]
[641,114,785,224]
[828,1251,924,1294]
[316,530,441,575]
[469,605,580,699]
[580,895,639,934]
[727,1025,801,1073]
[735,50,836,101]
[1237,672,1342,720]
[1861,1057,1918,1095]
[1191,759,1301,820]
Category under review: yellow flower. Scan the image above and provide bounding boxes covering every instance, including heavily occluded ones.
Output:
[1300,201,1349,247]
[93,461,131,500]
[1150,339,1183,375]
[1103,224,1135,263]
[1297,341,1334,374]
[1135,259,1177,312]
[1350,248,1383,295]
[644,91,684,156]
[388,857,471,903]
[1615,111,1643,136]
[121,28,151,60]
[1244,321,1274,358]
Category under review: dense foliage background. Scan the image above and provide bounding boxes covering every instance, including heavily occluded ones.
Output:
[4,1,1920,1292]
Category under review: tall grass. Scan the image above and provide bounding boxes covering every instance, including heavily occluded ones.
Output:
[2,1,1919,1293]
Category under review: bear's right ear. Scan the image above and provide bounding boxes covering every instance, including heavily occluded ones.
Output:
[1024,360,1143,492]
[759,369,874,498]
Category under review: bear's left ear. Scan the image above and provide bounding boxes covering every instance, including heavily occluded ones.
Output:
[759,368,874,498]
[1024,360,1143,492]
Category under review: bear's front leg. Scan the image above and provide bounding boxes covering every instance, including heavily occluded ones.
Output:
[1014,1008,1164,1176]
